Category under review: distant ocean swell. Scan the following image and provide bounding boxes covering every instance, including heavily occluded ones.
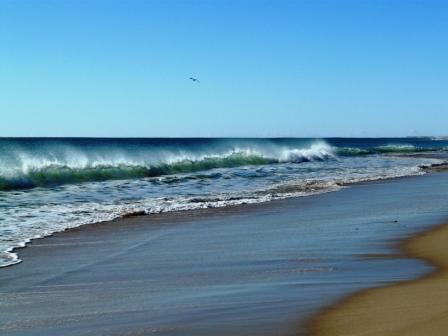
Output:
[336,144,442,156]
[0,141,444,191]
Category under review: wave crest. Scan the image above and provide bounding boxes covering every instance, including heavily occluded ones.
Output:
[0,142,335,190]
[1,139,443,191]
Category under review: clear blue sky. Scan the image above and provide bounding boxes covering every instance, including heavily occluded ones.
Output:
[1,0,447,137]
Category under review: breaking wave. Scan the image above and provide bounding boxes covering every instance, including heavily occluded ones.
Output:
[0,142,335,190]
[0,138,445,191]
[1,137,447,267]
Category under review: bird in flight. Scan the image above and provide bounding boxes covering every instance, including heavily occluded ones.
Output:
[189,77,200,83]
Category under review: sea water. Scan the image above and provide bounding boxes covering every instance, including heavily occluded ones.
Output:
[0,137,447,266]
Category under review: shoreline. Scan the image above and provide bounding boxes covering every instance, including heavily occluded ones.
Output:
[310,222,448,335]
[2,168,441,269]
[1,171,448,335]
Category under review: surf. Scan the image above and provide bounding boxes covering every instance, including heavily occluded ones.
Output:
[0,137,446,191]
[0,140,335,190]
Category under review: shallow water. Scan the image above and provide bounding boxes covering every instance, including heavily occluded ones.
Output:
[1,172,447,336]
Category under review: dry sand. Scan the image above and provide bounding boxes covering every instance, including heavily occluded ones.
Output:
[310,223,448,336]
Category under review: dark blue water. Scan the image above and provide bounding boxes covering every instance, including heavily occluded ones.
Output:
[0,137,447,266]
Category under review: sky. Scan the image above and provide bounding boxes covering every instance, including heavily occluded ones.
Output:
[1,0,447,137]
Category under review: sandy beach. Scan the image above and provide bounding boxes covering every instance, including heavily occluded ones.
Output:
[311,222,448,336]
[1,172,447,336]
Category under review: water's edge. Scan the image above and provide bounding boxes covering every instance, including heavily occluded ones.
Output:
[3,168,440,268]
[307,221,448,335]
[2,170,447,336]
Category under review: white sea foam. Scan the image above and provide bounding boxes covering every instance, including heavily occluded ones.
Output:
[1,156,442,267]
[277,142,335,162]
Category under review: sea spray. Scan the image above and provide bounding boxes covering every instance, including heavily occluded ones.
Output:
[0,140,336,190]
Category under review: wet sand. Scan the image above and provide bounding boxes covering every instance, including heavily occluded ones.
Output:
[311,223,448,336]
[1,172,448,336]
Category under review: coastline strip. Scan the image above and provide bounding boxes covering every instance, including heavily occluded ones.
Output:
[310,223,448,336]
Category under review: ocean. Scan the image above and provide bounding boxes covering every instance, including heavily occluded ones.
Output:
[1,137,447,267]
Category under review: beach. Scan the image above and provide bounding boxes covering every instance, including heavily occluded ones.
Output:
[3,0,447,333]
[311,222,448,336]
[3,0,448,333]
[1,171,447,335]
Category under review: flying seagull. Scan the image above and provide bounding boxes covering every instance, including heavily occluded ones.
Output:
[189,77,200,83]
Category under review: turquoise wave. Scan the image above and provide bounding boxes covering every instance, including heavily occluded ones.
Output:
[337,145,441,156]
[0,154,275,191]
